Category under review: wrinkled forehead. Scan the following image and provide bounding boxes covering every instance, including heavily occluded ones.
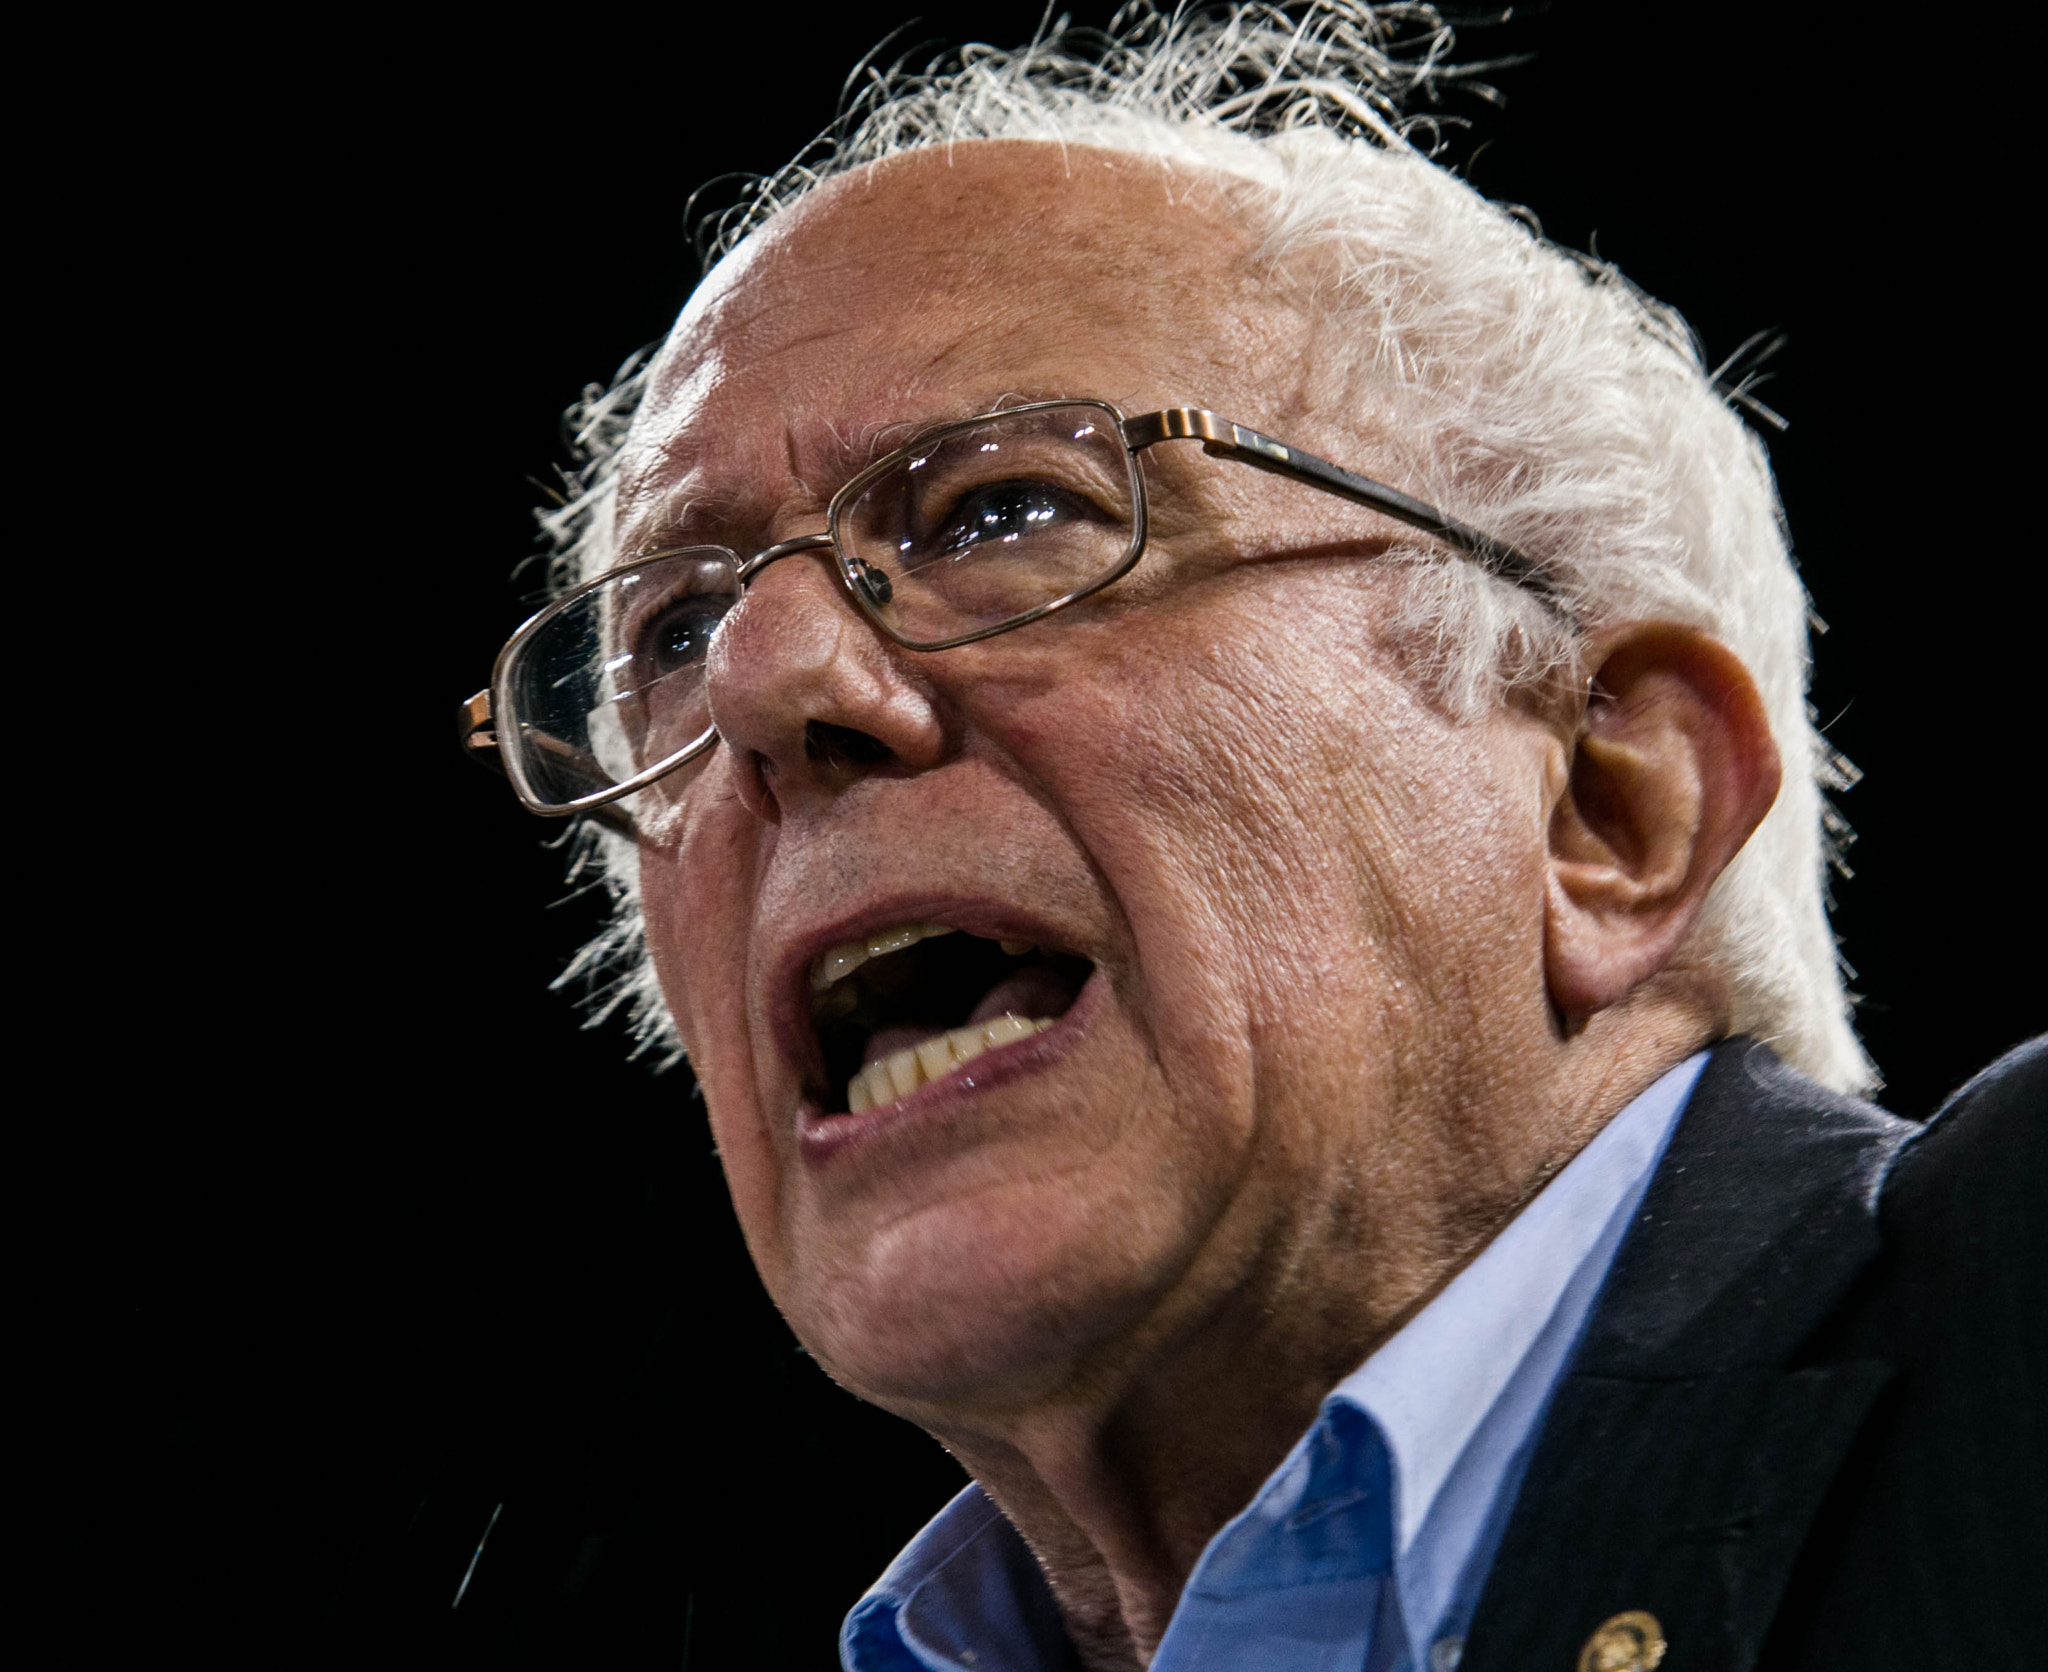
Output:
[613,142,1311,546]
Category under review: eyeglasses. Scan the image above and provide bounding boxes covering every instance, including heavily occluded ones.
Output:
[459,398,1551,824]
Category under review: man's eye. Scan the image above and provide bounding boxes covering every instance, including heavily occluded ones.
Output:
[641,598,727,674]
[928,480,1088,560]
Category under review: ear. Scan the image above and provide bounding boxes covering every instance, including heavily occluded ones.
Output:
[1545,623,1782,1022]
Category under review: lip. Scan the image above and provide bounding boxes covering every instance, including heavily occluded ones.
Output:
[767,894,1097,1101]
[795,964,1106,1167]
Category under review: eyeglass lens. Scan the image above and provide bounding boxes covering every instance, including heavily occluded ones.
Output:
[834,403,1141,649]
[501,552,740,810]
[500,405,1143,810]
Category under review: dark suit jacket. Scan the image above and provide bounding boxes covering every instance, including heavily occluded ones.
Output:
[1458,1035,2045,1672]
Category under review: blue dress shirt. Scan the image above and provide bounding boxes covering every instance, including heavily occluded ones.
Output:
[842,1052,1708,1672]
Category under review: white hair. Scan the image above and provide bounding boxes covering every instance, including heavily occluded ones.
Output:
[539,1,1874,1093]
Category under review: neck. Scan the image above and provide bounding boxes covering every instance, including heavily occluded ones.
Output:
[906,996,1720,1670]
[928,1280,1386,1667]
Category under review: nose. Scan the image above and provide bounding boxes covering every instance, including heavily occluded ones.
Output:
[704,545,947,821]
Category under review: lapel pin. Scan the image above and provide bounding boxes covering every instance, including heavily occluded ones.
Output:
[1577,1610,1667,1672]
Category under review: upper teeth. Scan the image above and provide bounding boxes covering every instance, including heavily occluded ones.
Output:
[811,922,955,991]
[809,922,1035,991]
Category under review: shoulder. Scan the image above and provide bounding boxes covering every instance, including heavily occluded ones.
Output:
[1850,1033,2046,1450]
[1571,1037,1913,1377]
[1454,1039,2040,1672]
[1852,1031,2046,1442]
[1832,1034,2048,1382]
[1878,1033,2045,1255]
[1763,1036,2048,1669]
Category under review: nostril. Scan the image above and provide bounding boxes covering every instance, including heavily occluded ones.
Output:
[805,721,893,770]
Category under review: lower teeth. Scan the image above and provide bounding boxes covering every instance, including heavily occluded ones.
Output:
[845,1014,1056,1113]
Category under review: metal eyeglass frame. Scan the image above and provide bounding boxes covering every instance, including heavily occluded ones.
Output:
[459,398,1554,826]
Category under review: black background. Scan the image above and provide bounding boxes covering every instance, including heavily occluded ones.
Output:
[37,4,2040,1667]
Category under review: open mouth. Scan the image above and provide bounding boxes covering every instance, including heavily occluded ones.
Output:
[809,923,1092,1115]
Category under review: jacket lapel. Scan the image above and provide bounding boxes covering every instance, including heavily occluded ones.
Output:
[1456,1039,1913,1672]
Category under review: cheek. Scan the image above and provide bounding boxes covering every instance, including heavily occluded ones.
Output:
[636,763,762,1036]
[635,792,795,1260]
[984,579,1547,1048]
[638,841,720,1041]
[1020,585,1414,921]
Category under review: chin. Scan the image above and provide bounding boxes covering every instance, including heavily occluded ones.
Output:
[789,1183,1180,1413]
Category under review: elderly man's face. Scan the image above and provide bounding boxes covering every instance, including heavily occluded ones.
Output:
[617,144,1566,1418]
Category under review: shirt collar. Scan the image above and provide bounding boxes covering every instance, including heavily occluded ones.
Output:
[1341,1049,1707,1556]
[843,1486,1072,1672]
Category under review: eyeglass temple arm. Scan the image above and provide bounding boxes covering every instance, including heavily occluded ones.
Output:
[460,690,504,772]
[1123,409,1555,601]
[456,690,636,836]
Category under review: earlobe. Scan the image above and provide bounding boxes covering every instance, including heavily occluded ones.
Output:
[1544,624,1782,1022]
